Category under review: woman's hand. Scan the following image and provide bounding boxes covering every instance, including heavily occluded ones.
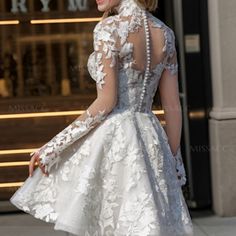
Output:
[29,150,49,177]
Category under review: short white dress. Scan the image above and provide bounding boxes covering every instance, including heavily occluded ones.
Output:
[10,0,194,235]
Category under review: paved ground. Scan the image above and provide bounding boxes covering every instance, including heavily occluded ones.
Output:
[191,211,236,236]
[0,210,236,236]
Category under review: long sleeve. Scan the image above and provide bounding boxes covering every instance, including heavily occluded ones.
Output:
[160,29,186,186]
[33,17,120,173]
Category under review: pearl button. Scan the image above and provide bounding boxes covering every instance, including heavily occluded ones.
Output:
[139,11,153,112]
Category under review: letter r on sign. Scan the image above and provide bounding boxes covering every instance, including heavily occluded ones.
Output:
[11,0,27,13]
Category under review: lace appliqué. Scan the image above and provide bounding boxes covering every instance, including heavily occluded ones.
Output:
[163,29,178,76]
[165,62,178,76]
[93,17,119,89]
[15,174,59,223]
[173,146,187,186]
[116,192,158,235]
[36,109,106,173]
[148,13,179,76]
[149,113,187,187]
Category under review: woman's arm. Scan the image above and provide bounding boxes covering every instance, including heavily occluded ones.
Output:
[159,69,186,186]
[158,30,186,186]
[29,18,119,175]
[158,68,182,156]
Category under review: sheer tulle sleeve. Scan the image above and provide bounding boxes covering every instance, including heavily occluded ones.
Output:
[164,29,178,76]
[161,29,186,186]
[32,17,120,173]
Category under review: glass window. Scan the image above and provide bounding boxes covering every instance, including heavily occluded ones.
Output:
[0,0,100,98]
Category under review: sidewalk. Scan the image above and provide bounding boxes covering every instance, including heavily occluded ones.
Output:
[0,212,66,236]
[0,210,236,236]
[192,210,236,236]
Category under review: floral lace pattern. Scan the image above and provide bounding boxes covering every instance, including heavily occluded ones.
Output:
[10,0,193,235]
[35,109,106,173]
[89,17,119,89]
[10,110,193,235]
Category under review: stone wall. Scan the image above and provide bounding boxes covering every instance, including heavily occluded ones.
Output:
[208,0,236,216]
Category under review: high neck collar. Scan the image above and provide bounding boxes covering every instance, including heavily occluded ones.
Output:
[114,0,145,15]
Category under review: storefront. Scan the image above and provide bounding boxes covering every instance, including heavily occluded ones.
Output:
[0,1,167,202]
[1,0,215,215]
[0,0,101,99]
[0,0,103,201]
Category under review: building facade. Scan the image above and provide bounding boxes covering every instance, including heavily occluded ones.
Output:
[0,0,164,204]
[208,0,236,216]
[0,0,236,217]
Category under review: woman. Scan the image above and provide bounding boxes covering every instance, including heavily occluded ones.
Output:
[10,0,194,235]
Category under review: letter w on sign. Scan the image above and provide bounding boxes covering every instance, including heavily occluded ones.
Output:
[68,0,88,11]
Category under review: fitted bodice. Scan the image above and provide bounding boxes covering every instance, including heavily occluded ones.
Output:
[87,0,178,114]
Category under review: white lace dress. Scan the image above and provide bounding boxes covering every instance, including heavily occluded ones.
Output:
[10,0,194,235]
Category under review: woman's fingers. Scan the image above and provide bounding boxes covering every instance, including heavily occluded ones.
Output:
[29,151,49,177]
[29,154,36,177]
[36,157,49,176]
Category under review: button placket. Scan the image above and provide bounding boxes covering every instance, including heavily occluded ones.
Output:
[138,10,151,112]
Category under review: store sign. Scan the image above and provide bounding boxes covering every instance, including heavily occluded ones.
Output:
[11,0,89,13]
[185,34,201,53]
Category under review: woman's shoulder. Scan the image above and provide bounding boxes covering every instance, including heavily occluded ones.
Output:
[148,13,177,50]
[92,15,120,50]
[148,12,175,37]
[94,15,119,33]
